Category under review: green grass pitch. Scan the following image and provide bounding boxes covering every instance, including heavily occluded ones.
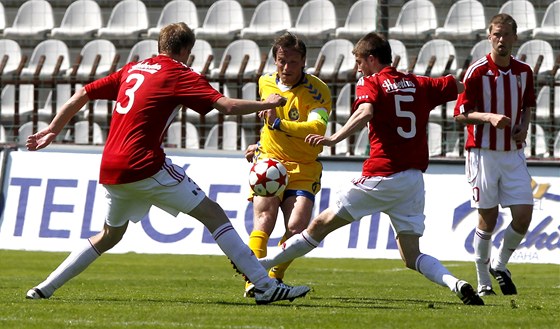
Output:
[1,250,558,329]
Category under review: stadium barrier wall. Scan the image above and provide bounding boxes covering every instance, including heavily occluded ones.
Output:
[0,145,558,265]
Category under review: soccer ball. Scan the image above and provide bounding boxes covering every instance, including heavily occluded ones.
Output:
[249,158,288,197]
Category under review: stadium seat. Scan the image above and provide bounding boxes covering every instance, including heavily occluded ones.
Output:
[499,0,537,39]
[241,82,258,100]
[0,39,23,77]
[515,39,556,82]
[125,39,158,64]
[17,120,49,145]
[430,100,456,122]
[466,39,491,64]
[335,0,377,40]
[288,0,337,41]
[525,123,548,157]
[388,39,409,73]
[19,39,70,80]
[0,2,6,32]
[428,122,443,157]
[68,39,118,81]
[353,126,369,156]
[535,86,560,125]
[204,121,248,151]
[166,121,200,149]
[50,0,103,40]
[188,39,215,75]
[63,120,105,145]
[195,0,244,43]
[0,124,6,143]
[457,39,492,80]
[80,99,114,125]
[554,130,560,157]
[434,0,485,41]
[209,39,263,81]
[37,84,73,122]
[262,48,276,75]
[321,122,349,156]
[307,39,356,82]
[147,0,199,39]
[3,0,54,40]
[532,0,560,40]
[388,0,437,40]
[0,84,35,124]
[411,39,457,77]
[96,0,149,40]
[240,0,292,41]
[334,83,352,124]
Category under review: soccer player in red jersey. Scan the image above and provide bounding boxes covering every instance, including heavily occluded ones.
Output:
[24,23,309,304]
[454,14,536,297]
[257,32,484,305]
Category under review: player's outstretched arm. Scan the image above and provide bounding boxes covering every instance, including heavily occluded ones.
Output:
[306,103,373,147]
[26,87,90,151]
[214,94,286,116]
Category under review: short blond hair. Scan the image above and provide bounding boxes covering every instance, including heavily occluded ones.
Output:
[488,13,517,35]
[158,22,195,55]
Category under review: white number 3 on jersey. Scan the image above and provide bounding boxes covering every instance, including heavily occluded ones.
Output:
[115,73,145,114]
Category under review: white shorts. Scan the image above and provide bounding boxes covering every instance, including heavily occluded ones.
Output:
[466,148,533,209]
[103,158,206,227]
[332,169,426,237]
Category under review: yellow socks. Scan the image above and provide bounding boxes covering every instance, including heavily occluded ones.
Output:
[248,230,269,258]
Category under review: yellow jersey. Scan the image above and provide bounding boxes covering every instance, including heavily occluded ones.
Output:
[258,72,332,163]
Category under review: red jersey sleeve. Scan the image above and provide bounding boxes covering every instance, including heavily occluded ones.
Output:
[352,76,377,112]
[175,71,223,115]
[424,75,458,109]
[84,67,125,100]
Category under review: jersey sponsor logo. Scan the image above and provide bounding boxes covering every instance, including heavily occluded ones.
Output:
[129,62,162,74]
[381,78,416,93]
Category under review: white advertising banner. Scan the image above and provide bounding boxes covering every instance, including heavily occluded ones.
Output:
[1,148,559,264]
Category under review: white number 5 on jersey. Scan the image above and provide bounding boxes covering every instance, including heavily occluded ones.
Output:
[394,94,416,138]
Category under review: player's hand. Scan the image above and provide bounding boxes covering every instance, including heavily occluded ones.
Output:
[26,127,56,151]
[264,93,287,108]
[258,108,278,127]
[489,114,511,129]
[512,124,528,142]
[244,144,258,162]
[305,134,334,147]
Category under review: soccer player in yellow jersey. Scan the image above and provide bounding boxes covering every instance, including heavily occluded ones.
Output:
[243,32,332,297]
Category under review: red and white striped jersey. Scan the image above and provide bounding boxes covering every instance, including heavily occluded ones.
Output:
[455,54,536,151]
